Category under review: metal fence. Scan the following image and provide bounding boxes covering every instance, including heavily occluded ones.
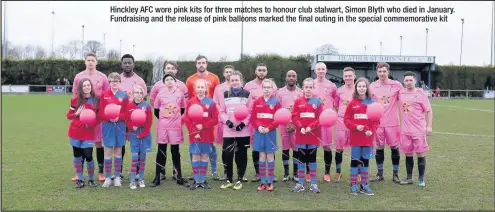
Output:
[1,85,494,99]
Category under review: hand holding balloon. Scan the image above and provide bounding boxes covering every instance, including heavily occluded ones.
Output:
[75,105,85,116]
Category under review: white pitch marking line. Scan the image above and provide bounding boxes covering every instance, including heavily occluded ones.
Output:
[431,104,494,113]
[433,131,495,138]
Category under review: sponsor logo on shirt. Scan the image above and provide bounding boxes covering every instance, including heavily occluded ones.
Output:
[354,114,368,119]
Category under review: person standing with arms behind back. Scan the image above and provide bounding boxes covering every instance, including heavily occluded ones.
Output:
[72,52,109,183]
[398,71,433,187]
[313,62,339,184]
[344,77,380,196]
[369,62,404,183]
[213,65,234,181]
[276,70,303,182]
[149,61,188,181]
[244,63,278,183]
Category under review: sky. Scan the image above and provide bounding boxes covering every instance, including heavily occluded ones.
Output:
[2,1,494,65]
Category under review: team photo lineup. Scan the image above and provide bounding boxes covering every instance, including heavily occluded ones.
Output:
[68,52,433,195]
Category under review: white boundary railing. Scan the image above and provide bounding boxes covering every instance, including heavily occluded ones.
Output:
[1,85,494,99]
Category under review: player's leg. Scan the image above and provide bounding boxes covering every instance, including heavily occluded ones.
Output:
[415,135,429,187]
[220,138,235,189]
[335,129,350,182]
[292,149,299,182]
[156,122,167,180]
[200,150,211,189]
[281,130,291,181]
[234,137,249,190]
[370,127,386,182]
[251,150,260,182]
[95,124,105,182]
[399,134,414,185]
[71,142,85,188]
[292,146,307,192]
[82,141,97,187]
[150,144,167,187]
[308,146,320,193]
[257,151,267,191]
[101,122,114,188]
[137,140,147,188]
[112,122,126,187]
[208,144,219,180]
[349,146,360,195]
[171,144,186,185]
[322,128,333,183]
[189,142,201,190]
[265,131,277,190]
[359,147,374,195]
[128,136,139,189]
[387,126,402,183]
[219,145,228,181]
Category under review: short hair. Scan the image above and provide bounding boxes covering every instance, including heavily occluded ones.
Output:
[230,70,244,83]
[343,67,355,73]
[85,52,97,60]
[302,78,315,87]
[262,79,274,87]
[163,61,178,70]
[194,79,208,96]
[195,55,208,62]
[376,62,390,71]
[256,63,267,68]
[108,72,121,81]
[121,54,134,62]
[404,71,416,78]
[224,65,234,70]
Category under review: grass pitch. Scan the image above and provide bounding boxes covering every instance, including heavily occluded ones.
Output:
[2,95,494,210]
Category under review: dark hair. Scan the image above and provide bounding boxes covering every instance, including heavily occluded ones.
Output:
[376,62,390,71]
[163,61,178,70]
[121,54,134,62]
[256,63,267,68]
[404,71,416,78]
[195,55,208,62]
[353,77,372,100]
[162,73,176,83]
[77,78,99,108]
[85,52,97,60]
[224,65,234,70]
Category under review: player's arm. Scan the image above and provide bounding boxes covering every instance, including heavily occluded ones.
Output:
[118,95,129,121]
[218,92,230,124]
[241,94,253,126]
[153,96,161,119]
[102,76,110,92]
[67,97,78,120]
[125,102,135,130]
[251,100,261,130]
[180,94,186,115]
[149,84,158,106]
[344,100,359,131]
[333,87,340,111]
[98,93,107,122]
[138,106,153,138]
[423,95,433,133]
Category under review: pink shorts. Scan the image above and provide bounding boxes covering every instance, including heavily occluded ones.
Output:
[280,125,297,150]
[335,130,350,150]
[94,123,102,142]
[320,127,333,146]
[376,126,400,147]
[156,129,184,144]
[215,123,223,145]
[400,134,429,154]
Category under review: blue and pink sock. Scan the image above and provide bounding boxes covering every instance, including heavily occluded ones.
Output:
[309,162,317,184]
[297,161,305,185]
[192,161,201,183]
[87,160,94,181]
[130,153,139,182]
[267,161,275,184]
[259,160,267,184]
[104,158,112,178]
[73,157,84,181]
[139,153,146,181]
[114,156,122,178]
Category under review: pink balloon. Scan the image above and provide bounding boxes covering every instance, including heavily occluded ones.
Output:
[319,109,338,127]
[367,103,384,121]
[234,105,249,121]
[274,108,291,125]
[131,109,147,126]
[80,109,96,125]
[104,104,120,120]
[188,104,204,121]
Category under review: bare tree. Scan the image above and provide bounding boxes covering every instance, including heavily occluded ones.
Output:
[219,56,228,62]
[58,40,80,59]
[83,40,103,57]
[106,49,120,60]
[34,45,47,59]
[151,56,166,83]
[23,44,34,59]
[316,44,339,55]
[7,45,23,59]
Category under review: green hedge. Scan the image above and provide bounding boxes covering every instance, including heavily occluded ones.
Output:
[1,57,493,90]
[1,59,153,85]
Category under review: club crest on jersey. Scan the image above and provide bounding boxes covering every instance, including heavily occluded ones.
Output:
[269,105,274,110]
[141,106,146,110]
[205,104,210,109]
[325,87,329,92]
[118,97,123,102]
[312,104,317,109]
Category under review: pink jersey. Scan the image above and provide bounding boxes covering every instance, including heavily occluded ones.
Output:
[120,73,147,100]
[399,89,432,136]
[154,88,186,133]
[313,78,338,110]
[218,89,252,138]
[335,85,354,130]
[72,70,109,96]
[244,79,278,102]
[370,80,404,127]
[213,82,230,144]
[276,86,303,111]
[150,79,188,108]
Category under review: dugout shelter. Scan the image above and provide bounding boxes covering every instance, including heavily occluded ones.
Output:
[310,54,436,88]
